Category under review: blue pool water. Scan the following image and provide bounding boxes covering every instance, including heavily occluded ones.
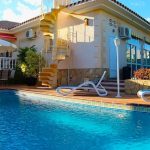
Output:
[0,91,150,150]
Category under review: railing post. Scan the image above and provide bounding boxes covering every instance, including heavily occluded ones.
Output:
[5,58,6,69]
[9,58,11,69]
[11,59,14,69]
[0,58,1,70]
[14,59,16,69]
[1,58,3,69]
[3,58,5,69]
[5,58,7,69]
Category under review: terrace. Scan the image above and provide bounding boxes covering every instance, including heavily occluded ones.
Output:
[0,85,150,111]
[0,23,18,71]
[0,1,150,149]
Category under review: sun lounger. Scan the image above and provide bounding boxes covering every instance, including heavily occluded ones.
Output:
[137,90,150,102]
[56,71,108,96]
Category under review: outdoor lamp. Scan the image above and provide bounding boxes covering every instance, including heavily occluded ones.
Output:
[114,37,121,98]
[114,38,121,47]
[84,18,89,26]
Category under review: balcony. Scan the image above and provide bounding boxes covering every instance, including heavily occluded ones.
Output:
[0,57,16,70]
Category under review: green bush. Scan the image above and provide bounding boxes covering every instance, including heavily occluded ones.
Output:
[17,46,45,78]
[17,45,36,63]
[134,68,150,80]
[24,50,40,77]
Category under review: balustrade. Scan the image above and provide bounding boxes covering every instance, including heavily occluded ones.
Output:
[0,57,16,70]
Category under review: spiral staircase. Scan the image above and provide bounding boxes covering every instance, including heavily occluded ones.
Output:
[39,7,70,88]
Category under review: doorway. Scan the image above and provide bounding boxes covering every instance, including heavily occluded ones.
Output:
[109,36,117,78]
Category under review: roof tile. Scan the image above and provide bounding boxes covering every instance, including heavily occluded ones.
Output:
[0,21,19,29]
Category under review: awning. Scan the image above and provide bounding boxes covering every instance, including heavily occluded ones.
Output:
[0,39,17,52]
[0,33,17,41]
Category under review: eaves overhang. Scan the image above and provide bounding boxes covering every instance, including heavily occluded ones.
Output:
[62,0,150,34]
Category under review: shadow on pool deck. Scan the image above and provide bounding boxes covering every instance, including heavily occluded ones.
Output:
[0,85,150,107]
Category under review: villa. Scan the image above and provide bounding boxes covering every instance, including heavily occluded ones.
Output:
[0,0,150,88]
[1,1,150,149]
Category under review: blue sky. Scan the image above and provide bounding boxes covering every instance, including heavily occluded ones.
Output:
[119,0,150,20]
[0,0,149,23]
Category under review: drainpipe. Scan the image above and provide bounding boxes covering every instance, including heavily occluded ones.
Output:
[114,37,121,98]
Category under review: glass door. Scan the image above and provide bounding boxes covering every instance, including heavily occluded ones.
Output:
[126,39,142,77]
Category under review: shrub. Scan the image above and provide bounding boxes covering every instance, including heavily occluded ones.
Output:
[134,68,150,80]
[17,45,36,63]
[17,46,45,78]
[24,50,41,77]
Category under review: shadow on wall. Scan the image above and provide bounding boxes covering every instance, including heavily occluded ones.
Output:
[58,12,95,43]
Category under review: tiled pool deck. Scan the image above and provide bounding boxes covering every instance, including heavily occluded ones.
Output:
[0,85,150,112]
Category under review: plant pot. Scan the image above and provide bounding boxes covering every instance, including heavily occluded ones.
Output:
[25,77,37,86]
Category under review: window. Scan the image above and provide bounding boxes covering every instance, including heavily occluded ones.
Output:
[131,45,136,64]
[143,50,150,68]
[127,39,150,77]
[127,38,142,76]
[144,43,150,68]
[126,44,131,63]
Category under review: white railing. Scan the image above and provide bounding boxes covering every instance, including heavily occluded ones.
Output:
[53,0,79,8]
[0,57,16,70]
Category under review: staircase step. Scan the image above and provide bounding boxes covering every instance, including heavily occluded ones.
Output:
[40,19,55,26]
[40,25,54,30]
[40,28,52,33]
[39,72,52,76]
[43,33,52,37]
[56,55,66,61]
[39,73,57,80]
[103,80,125,83]
[41,81,57,88]
[39,76,51,81]
[102,82,125,87]
[101,79,125,93]
[40,28,54,34]
[42,68,57,73]
[51,8,59,15]
[41,15,56,23]
[50,64,57,69]
[104,86,125,92]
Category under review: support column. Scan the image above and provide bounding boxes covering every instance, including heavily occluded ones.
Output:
[141,37,146,68]
[0,58,1,70]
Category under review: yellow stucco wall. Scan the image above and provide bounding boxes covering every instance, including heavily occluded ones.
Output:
[13,26,52,65]
[14,27,44,52]
[101,11,150,69]
[57,11,103,69]
[56,9,150,70]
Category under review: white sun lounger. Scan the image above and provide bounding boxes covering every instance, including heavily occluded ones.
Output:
[56,71,108,96]
[137,90,150,102]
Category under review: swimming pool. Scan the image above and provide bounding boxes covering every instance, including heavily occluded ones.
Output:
[0,90,150,150]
